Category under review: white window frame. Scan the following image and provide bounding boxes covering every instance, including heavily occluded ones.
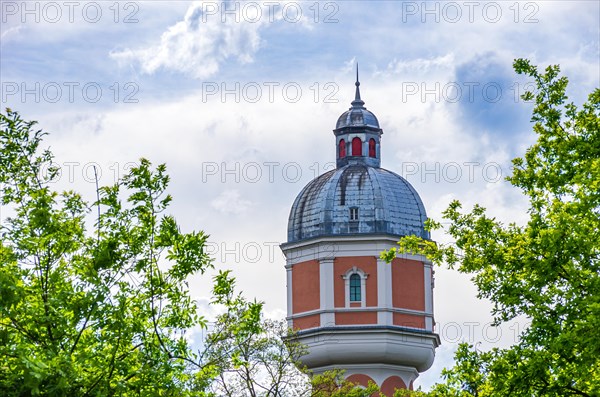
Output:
[342,266,368,308]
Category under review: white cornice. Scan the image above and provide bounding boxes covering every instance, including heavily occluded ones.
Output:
[289,306,433,319]
[281,235,432,266]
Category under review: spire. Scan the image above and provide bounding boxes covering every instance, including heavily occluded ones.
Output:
[351,63,365,109]
[355,63,361,101]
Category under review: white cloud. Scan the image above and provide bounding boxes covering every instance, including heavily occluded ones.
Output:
[110,0,326,79]
[210,190,253,214]
[110,1,309,79]
[0,25,22,42]
[384,54,456,75]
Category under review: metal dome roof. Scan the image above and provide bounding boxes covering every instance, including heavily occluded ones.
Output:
[336,107,380,129]
[287,164,429,243]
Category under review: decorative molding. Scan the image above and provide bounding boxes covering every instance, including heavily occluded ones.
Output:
[289,306,432,319]
[342,266,368,307]
[281,235,432,266]
[292,326,440,374]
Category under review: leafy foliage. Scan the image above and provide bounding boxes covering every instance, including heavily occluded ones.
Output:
[310,370,379,397]
[383,60,600,396]
[0,109,384,397]
[0,109,223,395]
[205,269,380,396]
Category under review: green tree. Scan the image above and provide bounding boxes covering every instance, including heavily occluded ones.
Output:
[0,108,381,397]
[0,108,262,396]
[383,60,600,396]
[310,370,379,397]
[204,271,379,396]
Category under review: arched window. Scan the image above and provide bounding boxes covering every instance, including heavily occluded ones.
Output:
[349,274,361,302]
[369,138,376,158]
[352,137,362,156]
[339,139,346,158]
[343,267,368,307]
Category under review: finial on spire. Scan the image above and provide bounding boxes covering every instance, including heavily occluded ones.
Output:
[351,62,365,108]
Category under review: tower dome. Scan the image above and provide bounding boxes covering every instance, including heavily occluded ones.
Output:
[336,107,380,129]
[287,165,430,243]
[287,66,429,243]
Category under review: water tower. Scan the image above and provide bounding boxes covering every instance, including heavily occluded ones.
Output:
[280,70,439,395]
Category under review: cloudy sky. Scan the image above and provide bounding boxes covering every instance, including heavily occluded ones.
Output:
[1,0,599,389]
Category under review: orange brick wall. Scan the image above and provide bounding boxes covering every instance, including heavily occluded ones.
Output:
[381,376,408,395]
[335,311,378,325]
[391,258,425,311]
[292,314,320,330]
[393,312,425,329]
[292,260,320,314]
[346,374,377,388]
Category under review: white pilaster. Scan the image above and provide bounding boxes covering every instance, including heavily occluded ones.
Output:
[377,258,393,325]
[286,263,293,328]
[320,259,335,326]
[424,262,433,331]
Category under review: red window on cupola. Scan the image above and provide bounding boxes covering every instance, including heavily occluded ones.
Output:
[339,139,346,158]
[369,138,376,158]
[352,137,362,156]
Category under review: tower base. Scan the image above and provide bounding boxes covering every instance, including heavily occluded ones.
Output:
[313,363,418,392]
